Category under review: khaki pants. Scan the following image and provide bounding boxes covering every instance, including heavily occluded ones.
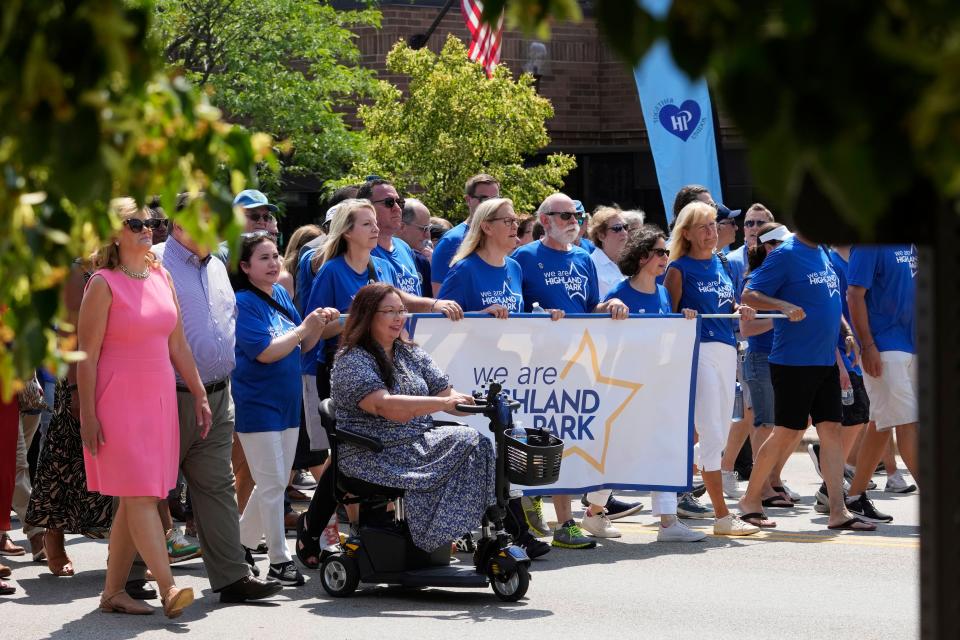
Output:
[10,413,44,540]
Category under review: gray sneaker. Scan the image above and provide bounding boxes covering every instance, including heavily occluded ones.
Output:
[677,493,715,519]
[551,521,597,549]
[520,496,551,538]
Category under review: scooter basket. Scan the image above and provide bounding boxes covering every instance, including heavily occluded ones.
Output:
[504,428,564,486]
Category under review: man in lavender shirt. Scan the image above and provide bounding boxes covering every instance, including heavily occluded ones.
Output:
[152,193,281,603]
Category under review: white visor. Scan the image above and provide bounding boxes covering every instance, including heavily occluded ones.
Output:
[759,226,791,244]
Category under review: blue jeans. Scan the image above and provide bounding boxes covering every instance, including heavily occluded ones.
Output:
[742,350,774,427]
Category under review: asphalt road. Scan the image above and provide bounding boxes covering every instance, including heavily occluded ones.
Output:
[1,453,919,640]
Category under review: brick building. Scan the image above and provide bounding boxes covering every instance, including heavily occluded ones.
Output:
[283,0,753,232]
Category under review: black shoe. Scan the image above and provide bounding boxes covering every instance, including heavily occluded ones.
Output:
[125,579,157,600]
[808,443,822,479]
[268,561,305,586]
[243,546,261,577]
[846,494,893,523]
[218,575,283,603]
[253,542,268,555]
[690,482,707,498]
[518,534,551,559]
[605,495,643,520]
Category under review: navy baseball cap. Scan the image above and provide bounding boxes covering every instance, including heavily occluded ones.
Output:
[715,202,741,221]
[233,189,278,213]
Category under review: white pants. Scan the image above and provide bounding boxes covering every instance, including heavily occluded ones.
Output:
[694,342,738,472]
[302,375,330,451]
[585,490,612,506]
[238,428,300,565]
[8,413,44,538]
[650,491,678,516]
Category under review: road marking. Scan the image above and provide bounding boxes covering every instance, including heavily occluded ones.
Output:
[612,521,919,549]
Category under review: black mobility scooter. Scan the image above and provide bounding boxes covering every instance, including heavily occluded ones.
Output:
[317,381,563,601]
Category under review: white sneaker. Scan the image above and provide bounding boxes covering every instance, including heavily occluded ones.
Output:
[713,514,759,536]
[657,519,707,542]
[580,511,621,538]
[884,470,918,494]
[721,470,743,499]
[780,483,801,502]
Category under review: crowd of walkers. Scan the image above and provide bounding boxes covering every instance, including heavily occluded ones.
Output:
[0,174,918,616]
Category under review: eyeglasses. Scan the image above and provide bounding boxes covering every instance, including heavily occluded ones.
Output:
[245,212,275,223]
[372,196,405,209]
[743,220,764,228]
[607,224,628,233]
[487,216,520,227]
[545,211,586,223]
[123,218,165,233]
[406,222,431,233]
[649,248,669,257]
[717,219,736,227]
[376,307,409,318]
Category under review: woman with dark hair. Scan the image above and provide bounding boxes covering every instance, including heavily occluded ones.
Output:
[231,232,337,587]
[328,283,494,552]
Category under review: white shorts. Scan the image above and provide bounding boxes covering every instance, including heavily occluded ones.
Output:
[302,375,330,451]
[694,342,738,472]
[862,351,918,431]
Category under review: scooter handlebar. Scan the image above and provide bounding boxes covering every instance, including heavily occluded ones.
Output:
[455,398,522,414]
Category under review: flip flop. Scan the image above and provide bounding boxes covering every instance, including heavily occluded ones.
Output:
[740,512,776,528]
[761,495,795,508]
[828,517,876,531]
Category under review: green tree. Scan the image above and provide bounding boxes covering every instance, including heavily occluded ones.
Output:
[337,36,576,219]
[151,0,380,184]
[0,1,268,395]
[482,0,959,241]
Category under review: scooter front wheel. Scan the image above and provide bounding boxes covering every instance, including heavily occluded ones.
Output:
[490,563,530,602]
[320,553,360,597]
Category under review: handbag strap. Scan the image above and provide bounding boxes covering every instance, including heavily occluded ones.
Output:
[248,285,296,325]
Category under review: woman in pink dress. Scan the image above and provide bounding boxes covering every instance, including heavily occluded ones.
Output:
[77,198,212,618]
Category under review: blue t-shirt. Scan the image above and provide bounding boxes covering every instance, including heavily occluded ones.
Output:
[846,245,917,354]
[604,279,671,315]
[373,237,422,296]
[430,222,468,287]
[295,247,318,315]
[437,253,524,313]
[512,241,600,313]
[576,237,596,254]
[746,237,842,366]
[302,255,398,371]
[667,254,736,346]
[726,244,747,304]
[742,274,774,354]
[233,285,303,432]
[828,249,861,374]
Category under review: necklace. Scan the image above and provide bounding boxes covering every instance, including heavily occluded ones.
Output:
[120,264,150,280]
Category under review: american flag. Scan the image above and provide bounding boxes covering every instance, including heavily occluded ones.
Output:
[461,0,504,78]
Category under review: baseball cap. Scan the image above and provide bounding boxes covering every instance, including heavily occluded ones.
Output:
[714,202,741,221]
[324,205,340,224]
[572,199,585,215]
[233,189,278,213]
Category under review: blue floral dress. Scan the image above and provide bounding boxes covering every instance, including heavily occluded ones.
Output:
[331,342,495,552]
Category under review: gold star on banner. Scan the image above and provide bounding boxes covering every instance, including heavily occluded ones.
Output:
[558,329,644,473]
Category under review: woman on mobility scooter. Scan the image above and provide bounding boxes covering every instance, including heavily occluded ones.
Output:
[307,283,496,554]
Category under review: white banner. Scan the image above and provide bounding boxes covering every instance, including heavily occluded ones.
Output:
[410,315,700,495]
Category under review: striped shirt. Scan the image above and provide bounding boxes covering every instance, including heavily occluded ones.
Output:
[153,235,237,384]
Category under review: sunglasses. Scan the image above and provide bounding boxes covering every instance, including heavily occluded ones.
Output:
[241,230,278,241]
[545,211,586,222]
[743,220,765,228]
[607,224,628,233]
[245,212,275,223]
[372,196,405,209]
[123,218,166,233]
[648,248,669,257]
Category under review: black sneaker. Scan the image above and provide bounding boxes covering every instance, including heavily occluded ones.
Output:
[268,561,305,586]
[814,482,830,513]
[690,482,707,498]
[677,492,714,519]
[518,533,551,559]
[808,443,822,479]
[455,533,477,553]
[243,546,261,578]
[846,494,893,523]
[604,495,643,520]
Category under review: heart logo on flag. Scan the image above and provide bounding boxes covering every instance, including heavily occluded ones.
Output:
[658,100,702,142]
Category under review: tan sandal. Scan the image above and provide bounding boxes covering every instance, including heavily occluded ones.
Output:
[44,531,74,577]
[161,586,194,619]
[100,590,153,615]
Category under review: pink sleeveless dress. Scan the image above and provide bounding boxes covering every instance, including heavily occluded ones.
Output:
[83,266,180,498]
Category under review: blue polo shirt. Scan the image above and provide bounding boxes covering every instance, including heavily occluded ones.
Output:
[746,237,842,366]
[846,245,917,354]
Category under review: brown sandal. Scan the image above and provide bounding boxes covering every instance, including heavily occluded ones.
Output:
[100,590,153,615]
[0,534,25,557]
[161,586,194,619]
[0,562,11,578]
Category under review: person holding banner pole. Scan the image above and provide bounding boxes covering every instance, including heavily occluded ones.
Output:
[738,233,874,531]
[664,201,760,536]
[607,225,705,543]
[512,192,631,548]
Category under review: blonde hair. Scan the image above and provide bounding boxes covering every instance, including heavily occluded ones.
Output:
[312,199,376,271]
[91,197,159,271]
[284,224,323,275]
[450,198,514,267]
[587,205,624,248]
[668,201,717,262]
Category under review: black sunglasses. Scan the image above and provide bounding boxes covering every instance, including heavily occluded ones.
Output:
[372,196,405,209]
[124,218,166,232]
[245,212,275,223]
[743,220,764,228]
[607,224,628,233]
[648,248,669,257]
[545,211,586,222]
[241,230,278,241]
